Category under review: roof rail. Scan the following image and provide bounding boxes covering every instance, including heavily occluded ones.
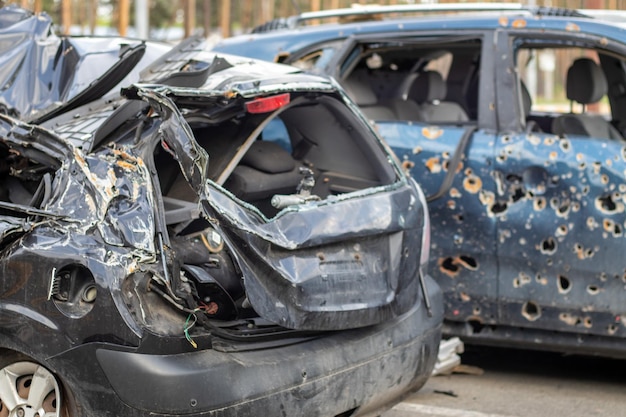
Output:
[251,3,592,34]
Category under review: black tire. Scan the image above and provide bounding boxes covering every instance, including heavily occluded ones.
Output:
[0,351,73,417]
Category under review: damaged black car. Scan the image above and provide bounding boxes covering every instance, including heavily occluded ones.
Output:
[0,28,441,417]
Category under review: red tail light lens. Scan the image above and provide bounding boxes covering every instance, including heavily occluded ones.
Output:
[245,93,290,114]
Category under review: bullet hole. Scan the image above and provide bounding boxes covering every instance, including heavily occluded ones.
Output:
[510,186,525,203]
[559,312,580,326]
[473,307,481,315]
[438,255,479,277]
[442,151,450,159]
[622,146,626,161]
[447,200,456,209]
[533,196,546,211]
[544,137,556,146]
[578,161,586,170]
[601,174,609,185]
[557,275,571,294]
[549,151,558,160]
[463,175,482,194]
[499,229,511,243]
[502,135,511,143]
[620,184,626,193]
[559,138,571,152]
[453,235,463,245]
[603,219,623,237]
[540,237,557,255]
[453,213,464,222]
[556,202,570,218]
[490,201,508,215]
[595,194,624,214]
[547,258,553,266]
[608,324,618,335]
[439,257,460,277]
[519,237,527,245]
[458,255,478,270]
[513,272,531,288]
[592,161,602,174]
[581,185,590,195]
[574,243,594,260]
[449,188,461,198]
[521,301,541,321]
[401,160,415,171]
[464,168,473,176]
[586,217,598,231]
[576,153,585,161]
[460,292,470,302]
[425,157,442,173]
[536,274,548,285]
[572,202,581,213]
[527,134,541,145]
[555,224,568,237]
[583,317,593,328]
[497,153,507,163]
[587,285,599,295]
[412,146,423,154]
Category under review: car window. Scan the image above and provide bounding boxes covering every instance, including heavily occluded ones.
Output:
[338,37,482,123]
[517,47,610,118]
[287,41,343,73]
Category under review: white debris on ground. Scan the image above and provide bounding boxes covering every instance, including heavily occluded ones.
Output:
[432,337,464,376]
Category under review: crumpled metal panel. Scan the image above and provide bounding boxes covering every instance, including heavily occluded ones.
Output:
[127,82,425,330]
[0,6,169,121]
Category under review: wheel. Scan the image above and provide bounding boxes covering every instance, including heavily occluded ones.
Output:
[0,353,67,417]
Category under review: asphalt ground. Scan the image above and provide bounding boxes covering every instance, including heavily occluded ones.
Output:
[383,345,626,417]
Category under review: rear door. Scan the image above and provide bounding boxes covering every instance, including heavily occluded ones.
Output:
[321,32,500,328]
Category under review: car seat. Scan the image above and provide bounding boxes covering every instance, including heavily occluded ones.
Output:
[408,71,469,123]
[551,58,623,140]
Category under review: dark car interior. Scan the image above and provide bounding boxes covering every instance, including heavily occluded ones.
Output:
[157,92,397,219]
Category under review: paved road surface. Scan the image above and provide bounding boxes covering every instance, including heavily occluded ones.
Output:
[383,345,626,417]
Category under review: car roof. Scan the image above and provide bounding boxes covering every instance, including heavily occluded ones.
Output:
[213,4,626,61]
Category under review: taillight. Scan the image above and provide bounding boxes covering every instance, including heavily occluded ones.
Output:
[245,93,290,114]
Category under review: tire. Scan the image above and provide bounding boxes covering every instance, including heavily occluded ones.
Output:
[0,352,72,417]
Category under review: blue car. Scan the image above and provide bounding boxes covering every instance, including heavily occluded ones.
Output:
[213,3,626,357]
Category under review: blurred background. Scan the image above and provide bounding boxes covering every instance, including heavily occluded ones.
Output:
[2,0,624,41]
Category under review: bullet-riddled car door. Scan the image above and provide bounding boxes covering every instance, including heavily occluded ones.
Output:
[494,31,626,339]
[324,32,499,328]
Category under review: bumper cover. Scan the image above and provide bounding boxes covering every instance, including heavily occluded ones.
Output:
[92,275,442,416]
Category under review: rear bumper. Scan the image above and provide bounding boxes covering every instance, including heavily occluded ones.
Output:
[91,275,442,416]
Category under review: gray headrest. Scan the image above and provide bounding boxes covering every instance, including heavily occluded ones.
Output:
[409,71,447,104]
[567,58,607,105]
[342,76,377,106]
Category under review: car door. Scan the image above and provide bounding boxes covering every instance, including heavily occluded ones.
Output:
[494,29,626,340]
[322,32,499,329]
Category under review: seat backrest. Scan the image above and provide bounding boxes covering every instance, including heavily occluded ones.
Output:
[551,58,623,140]
[224,141,302,202]
[342,74,396,121]
[408,71,468,123]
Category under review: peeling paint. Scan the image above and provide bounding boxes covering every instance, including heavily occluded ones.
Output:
[565,22,581,32]
[422,126,444,140]
[425,156,442,173]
